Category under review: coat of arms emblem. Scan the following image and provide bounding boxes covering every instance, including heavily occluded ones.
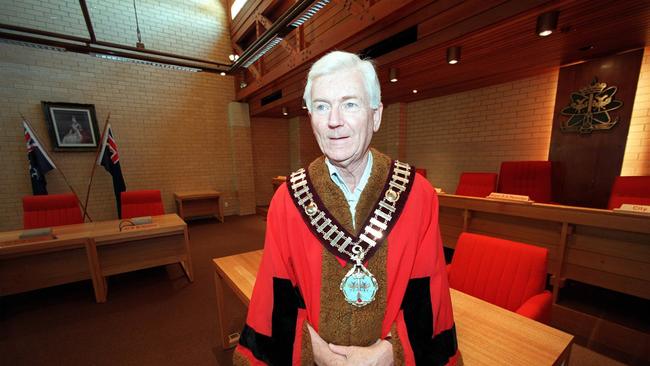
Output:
[561,78,622,134]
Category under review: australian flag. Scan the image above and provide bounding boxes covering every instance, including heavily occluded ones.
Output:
[23,121,56,195]
[97,123,126,217]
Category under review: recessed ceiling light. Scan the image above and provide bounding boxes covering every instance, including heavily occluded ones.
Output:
[412,89,418,94]
[389,68,398,83]
[447,46,461,64]
[536,11,559,37]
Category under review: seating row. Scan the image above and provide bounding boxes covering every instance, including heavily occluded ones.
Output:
[22,190,164,229]
[453,161,650,209]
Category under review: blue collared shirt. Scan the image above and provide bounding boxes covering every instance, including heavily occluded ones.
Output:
[325,151,373,229]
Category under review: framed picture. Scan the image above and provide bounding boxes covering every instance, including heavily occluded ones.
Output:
[42,102,101,151]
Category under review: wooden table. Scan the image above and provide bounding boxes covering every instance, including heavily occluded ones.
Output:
[212,250,573,364]
[0,214,193,303]
[174,190,224,222]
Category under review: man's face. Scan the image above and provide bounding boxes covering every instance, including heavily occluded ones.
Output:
[309,69,382,168]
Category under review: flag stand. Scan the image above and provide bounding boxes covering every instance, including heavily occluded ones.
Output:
[82,113,111,222]
[20,114,93,222]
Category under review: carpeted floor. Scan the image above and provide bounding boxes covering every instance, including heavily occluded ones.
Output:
[0,215,631,365]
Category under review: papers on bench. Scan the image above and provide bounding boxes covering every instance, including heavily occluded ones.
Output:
[487,192,534,204]
[613,204,650,216]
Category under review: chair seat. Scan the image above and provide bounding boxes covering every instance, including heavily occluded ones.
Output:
[497,161,552,203]
[608,176,650,209]
[455,172,497,197]
[448,232,551,323]
[120,190,165,219]
[23,193,83,229]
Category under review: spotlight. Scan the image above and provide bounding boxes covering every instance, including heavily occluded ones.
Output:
[282,107,288,116]
[220,72,226,76]
[447,46,461,64]
[536,11,559,37]
[412,89,418,94]
[389,67,398,83]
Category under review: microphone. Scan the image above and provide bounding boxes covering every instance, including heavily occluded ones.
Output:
[20,227,54,239]
[130,216,153,225]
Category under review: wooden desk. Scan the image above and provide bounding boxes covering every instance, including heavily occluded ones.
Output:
[438,193,650,300]
[212,250,573,364]
[438,193,649,357]
[0,214,193,303]
[271,176,286,192]
[174,190,224,222]
[0,236,104,303]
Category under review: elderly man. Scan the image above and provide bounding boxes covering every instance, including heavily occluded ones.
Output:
[234,51,459,365]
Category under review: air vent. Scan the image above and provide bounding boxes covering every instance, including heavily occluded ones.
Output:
[261,90,283,106]
[359,26,418,59]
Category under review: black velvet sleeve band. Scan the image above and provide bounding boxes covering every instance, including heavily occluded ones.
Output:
[239,278,305,365]
[401,277,458,365]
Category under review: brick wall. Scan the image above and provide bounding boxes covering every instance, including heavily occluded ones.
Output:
[0,0,241,231]
[299,116,322,167]
[406,73,559,192]
[251,117,290,206]
[622,46,650,175]
[372,103,400,158]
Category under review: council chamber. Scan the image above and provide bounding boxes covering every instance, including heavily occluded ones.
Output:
[0,1,648,365]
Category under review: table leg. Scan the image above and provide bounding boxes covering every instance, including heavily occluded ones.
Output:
[85,239,106,303]
[214,271,233,349]
[181,228,194,282]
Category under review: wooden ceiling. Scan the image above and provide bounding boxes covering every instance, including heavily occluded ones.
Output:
[229,0,650,119]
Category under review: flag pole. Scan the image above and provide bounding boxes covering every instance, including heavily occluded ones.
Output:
[21,114,93,222]
[82,112,111,222]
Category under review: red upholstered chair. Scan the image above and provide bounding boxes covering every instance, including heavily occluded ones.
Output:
[23,193,83,229]
[415,168,427,178]
[607,176,650,210]
[454,172,498,197]
[447,232,552,324]
[497,161,552,203]
[120,190,165,219]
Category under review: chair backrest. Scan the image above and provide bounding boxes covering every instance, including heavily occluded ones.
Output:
[448,232,548,312]
[23,193,83,229]
[607,176,650,210]
[455,172,497,197]
[120,190,165,219]
[497,161,552,203]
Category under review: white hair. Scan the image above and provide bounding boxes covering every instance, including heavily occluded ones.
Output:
[303,51,381,112]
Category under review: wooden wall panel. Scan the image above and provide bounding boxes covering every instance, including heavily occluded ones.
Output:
[549,50,644,208]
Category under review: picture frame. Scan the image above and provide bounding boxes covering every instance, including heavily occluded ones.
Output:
[42,102,101,151]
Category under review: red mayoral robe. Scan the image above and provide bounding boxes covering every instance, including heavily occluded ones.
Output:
[234,150,459,365]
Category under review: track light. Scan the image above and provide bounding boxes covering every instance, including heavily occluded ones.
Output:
[282,107,288,116]
[536,11,559,37]
[290,0,331,27]
[389,67,398,83]
[447,46,461,64]
[243,36,283,68]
